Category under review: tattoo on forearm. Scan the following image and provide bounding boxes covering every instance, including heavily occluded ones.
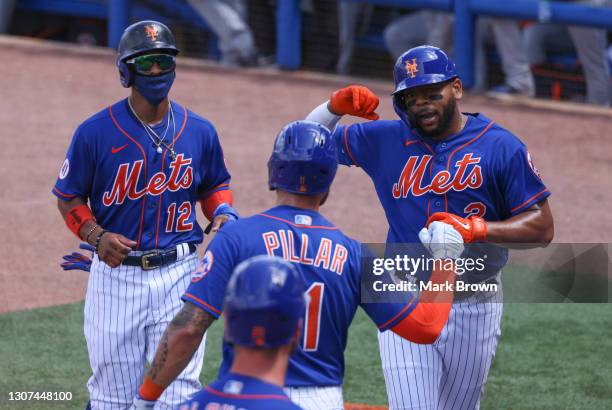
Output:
[148,303,215,383]
[149,332,169,381]
[172,303,215,330]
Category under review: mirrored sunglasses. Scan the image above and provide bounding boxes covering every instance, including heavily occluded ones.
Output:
[128,54,176,74]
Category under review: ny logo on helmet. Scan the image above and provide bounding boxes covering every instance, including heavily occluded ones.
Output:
[144,25,159,41]
[405,58,418,79]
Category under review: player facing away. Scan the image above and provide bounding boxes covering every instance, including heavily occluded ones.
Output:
[134,120,465,410]
[177,255,306,410]
[305,45,554,409]
[53,21,238,409]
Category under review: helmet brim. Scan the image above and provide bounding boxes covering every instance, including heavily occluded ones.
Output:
[391,74,458,96]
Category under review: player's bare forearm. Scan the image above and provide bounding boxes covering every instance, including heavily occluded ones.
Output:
[57,197,135,266]
[146,302,214,388]
[486,199,554,248]
[57,197,85,218]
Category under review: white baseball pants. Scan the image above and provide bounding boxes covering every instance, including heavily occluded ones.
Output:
[378,292,503,410]
[84,252,206,410]
[285,385,344,410]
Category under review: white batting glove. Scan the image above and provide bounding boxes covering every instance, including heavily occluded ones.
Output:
[418,221,465,260]
[132,394,156,409]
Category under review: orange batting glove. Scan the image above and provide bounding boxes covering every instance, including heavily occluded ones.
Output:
[426,212,487,243]
[329,85,380,120]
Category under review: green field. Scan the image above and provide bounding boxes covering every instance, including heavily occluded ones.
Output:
[1,302,611,409]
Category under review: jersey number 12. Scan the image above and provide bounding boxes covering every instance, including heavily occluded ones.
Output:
[166,202,193,232]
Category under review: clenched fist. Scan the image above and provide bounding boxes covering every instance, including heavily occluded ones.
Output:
[97,232,137,268]
[419,221,465,260]
[329,85,380,120]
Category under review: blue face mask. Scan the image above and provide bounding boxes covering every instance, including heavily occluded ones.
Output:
[133,71,175,106]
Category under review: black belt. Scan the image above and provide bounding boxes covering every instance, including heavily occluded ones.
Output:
[123,243,197,270]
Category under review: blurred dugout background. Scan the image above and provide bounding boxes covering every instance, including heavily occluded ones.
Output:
[5,0,612,105]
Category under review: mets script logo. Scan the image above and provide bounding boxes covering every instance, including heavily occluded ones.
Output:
[102,154,193,206]
[405,58,418,79]
[144,24,159,41]
[392,153,483,198]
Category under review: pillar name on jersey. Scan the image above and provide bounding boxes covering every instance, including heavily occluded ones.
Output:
[392,153,483,198]
[262,230,348,275]
[102,154,193,206]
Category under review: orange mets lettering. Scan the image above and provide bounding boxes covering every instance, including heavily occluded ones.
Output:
[278,230,290,260]
[392,153,483,198]
[314,238,332,271]
[299,233,314,265]
[405,58,418,79]
[330,245,348,274]
[287,231,301,263]
[263,232,280,255]
[102,154,193,206]
[261,230,347,275]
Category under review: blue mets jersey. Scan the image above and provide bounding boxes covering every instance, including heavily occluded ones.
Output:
[183,205,419,387]
[333,113,550,278]
[178,372,302,410]
[53,98,231,250]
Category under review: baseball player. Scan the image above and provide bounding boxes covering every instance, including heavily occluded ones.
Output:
[53,20,238,409]
[134,120,465,410]
[304,45,554,409]
[177,255,306,410]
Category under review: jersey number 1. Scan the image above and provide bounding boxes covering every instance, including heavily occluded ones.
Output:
[303,282,324,352]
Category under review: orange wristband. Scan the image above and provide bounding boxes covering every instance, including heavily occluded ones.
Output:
[65,205,95,239]
[200,189,233,221]
[139,376,165,401]
[470,216,487,242]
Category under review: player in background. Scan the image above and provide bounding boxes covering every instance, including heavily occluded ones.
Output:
[53,21,238,409]
[177,255,306,410]
[304,45,554,409]
[134,120,465,410]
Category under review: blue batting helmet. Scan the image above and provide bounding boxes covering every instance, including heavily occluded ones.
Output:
[116,20,179,88]
[224,255,306,348]
[268,120,338,195]
[391,46,458,125]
